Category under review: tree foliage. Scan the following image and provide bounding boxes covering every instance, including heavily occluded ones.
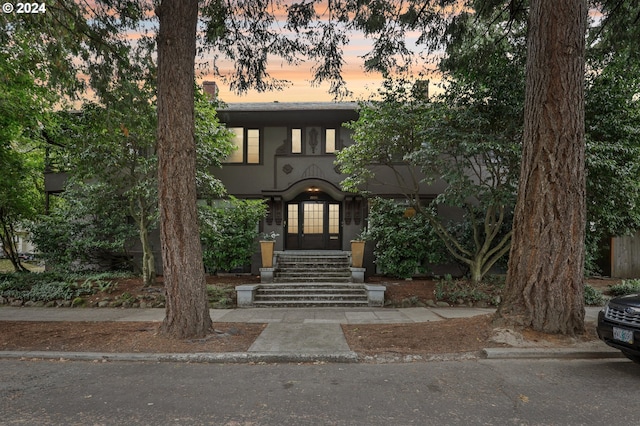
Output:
[0,13,59,271]
[30,180,137,272]
[339,56,521,283]
[199,197,267,274]
[48,84,233,285]
[584,54,640,273]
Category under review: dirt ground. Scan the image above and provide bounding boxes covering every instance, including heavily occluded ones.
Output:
[0,275,616,357]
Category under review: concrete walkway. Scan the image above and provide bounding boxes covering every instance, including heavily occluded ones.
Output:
[0,306,620,363]
[0,305,603,323]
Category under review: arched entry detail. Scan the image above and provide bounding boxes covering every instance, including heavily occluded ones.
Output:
[285,189,342,250]
[275,178,346,202]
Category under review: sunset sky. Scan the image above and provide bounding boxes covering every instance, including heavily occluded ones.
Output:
[80,1,444,104]
[200,65,387,103]
[195,27,430,103]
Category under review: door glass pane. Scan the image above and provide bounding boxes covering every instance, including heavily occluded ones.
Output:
[328,204,339,234]
[303,203,323,234]
[287,204,298,234]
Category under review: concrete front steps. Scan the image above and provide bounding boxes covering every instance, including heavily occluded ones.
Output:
[237,282,385,307]
[273,252,352,283]
[240,251,384,307]
[253,283,368,307]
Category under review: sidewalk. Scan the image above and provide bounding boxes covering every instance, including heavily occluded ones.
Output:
[0,306,621,363]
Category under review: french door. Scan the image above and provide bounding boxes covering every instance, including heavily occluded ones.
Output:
[286,200,341,250]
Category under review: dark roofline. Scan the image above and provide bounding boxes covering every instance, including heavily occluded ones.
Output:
[219,102,359,113]
[217,102,360,127]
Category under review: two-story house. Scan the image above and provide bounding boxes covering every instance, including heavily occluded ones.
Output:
[215,102,369,274]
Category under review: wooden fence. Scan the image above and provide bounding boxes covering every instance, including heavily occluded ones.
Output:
[611,231,640,278]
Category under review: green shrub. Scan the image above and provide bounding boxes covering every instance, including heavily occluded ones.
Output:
[0,271,129,302]
[207,284,235,308]
[199,197,267,274]
[366,198,445,279]
[584,284,606,306]
[609,279,640,297]
[1,281,94,302]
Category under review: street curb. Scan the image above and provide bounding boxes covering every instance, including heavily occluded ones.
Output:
[482,347,624,360]
[1,348,625,363]
[0,350,359,364]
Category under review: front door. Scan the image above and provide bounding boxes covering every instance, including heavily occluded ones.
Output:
[286,196,341,250]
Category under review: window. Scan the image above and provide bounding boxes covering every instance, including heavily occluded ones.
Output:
[247,129,260,164]
[226,128,244,163]
[291,128,302,154]
[303,203,324,234]
[325,128,336,153]
[329,204,339,234]
[287,204,298,233]
[224,128,261,164]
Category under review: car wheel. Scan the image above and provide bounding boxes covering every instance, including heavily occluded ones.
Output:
[621,351,640,364]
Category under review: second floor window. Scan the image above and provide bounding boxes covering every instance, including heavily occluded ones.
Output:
[247,129,260,163]
[291,128,302,154]
[225,127,260,164]
[325,128,336,153]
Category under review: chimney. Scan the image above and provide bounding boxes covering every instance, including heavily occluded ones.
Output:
[202,81,218,100]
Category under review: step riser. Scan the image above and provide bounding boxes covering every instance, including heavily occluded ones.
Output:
[266,253,361,304]
[253,300,369,307]
[257,288,364,295]
[276,265,349,268]
[253,302,369,307]
[275,277,352,281]
[255,297,367,303]
[276,259,349,266]
[274,279,352,284]
[257,283,363,288]
[259,289,364,293]
[276,256,348,261]
[277,257,350,261]
[276,271,351,274]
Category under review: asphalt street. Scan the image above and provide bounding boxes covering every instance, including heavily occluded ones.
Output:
[1,358,639,425]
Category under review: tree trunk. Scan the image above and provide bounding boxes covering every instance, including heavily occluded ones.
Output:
[138,207,156,287]
[0,218,28,273]
[495,0,587,335]
[468,260,484,284]
[156,0,212,338]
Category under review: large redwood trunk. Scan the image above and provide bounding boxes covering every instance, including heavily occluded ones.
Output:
[495,0,587,335]
[156,0,212,338]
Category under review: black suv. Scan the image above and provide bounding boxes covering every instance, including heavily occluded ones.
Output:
[597,293,640,363]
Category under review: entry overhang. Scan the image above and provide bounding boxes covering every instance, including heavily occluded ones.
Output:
[262,178,349,202]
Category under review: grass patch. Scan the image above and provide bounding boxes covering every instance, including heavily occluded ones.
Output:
[0,259,44,273]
